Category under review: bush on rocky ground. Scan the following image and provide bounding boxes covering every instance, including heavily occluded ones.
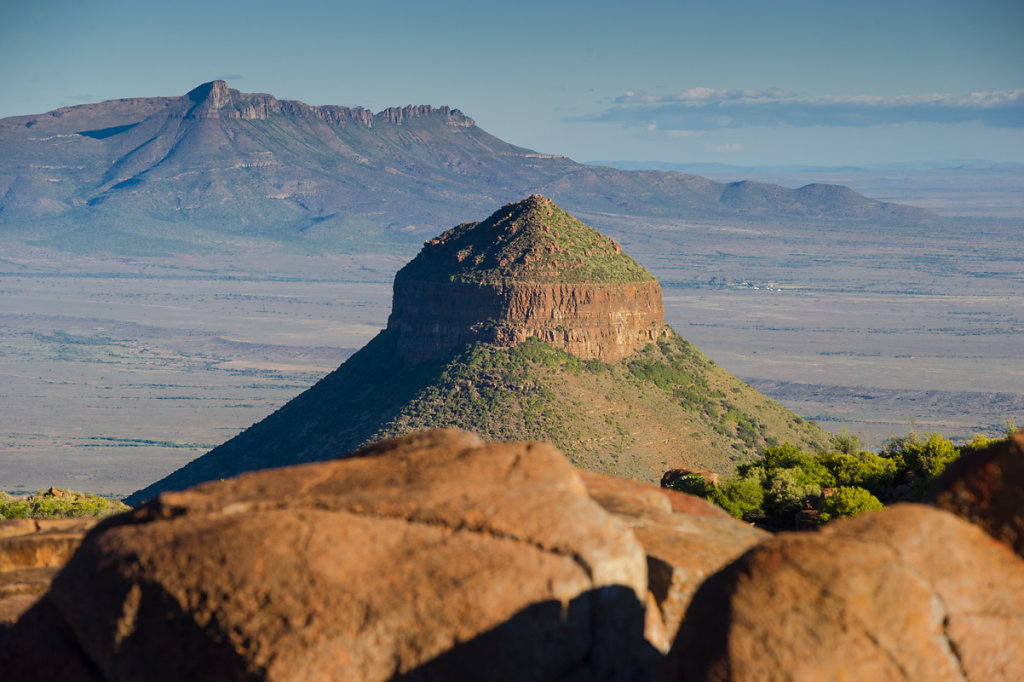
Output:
[0,488,128,520]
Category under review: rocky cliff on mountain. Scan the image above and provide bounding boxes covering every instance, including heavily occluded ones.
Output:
[181,80,473,127]
[124,197,829,504]
[388,195,665,362]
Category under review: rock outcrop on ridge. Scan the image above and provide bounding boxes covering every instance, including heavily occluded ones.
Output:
[388,195,665,363]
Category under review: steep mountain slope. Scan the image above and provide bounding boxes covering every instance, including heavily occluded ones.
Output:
[0,81,940,255]
[125,198,829,504]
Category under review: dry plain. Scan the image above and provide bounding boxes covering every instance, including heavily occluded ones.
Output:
[1,177,1021,496]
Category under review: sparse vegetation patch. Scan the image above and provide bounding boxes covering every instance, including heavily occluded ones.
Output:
[0,487,129,519]
[397,196,656,285]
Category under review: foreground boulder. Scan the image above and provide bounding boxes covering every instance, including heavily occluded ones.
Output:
[0,518,97,632]
[665,504,1024,681]
[1,430,659,681]
[578,471,767,652]
[928,429,1024,558]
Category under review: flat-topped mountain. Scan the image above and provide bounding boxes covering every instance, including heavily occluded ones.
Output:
[0,81,940,256]
[389,195,664,362]
[125,198,829,505]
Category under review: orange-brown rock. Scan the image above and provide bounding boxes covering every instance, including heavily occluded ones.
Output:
[0,568,62,635]
[0,518,97,572]
[390,279,665,363]
[0,518,97,631]
[664,504,1024,681]
[0,430,658,681]
[928,429,1024,557]
[659,467,720,490]
[579,471,767,652]
[387,196,665,363]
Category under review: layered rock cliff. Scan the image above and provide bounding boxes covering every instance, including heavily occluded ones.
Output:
[387,195,665,363]
[182,80,474,127]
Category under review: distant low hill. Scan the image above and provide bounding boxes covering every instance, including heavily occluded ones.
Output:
[126,198,829,504]
[0,81,940,256]
[590,159,1024,220]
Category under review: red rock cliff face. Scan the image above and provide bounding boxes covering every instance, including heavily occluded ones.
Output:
[388,279,666,363]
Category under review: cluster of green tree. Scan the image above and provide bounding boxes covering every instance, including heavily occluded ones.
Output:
[666,428,1009,530]
[0,488,129,519]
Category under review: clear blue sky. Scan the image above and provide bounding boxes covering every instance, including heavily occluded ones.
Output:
[3,0,1022,166]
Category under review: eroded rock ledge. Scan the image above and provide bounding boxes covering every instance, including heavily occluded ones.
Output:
[390,279,665,363]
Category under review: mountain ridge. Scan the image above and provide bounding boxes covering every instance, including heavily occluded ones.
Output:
[0,81,942,257]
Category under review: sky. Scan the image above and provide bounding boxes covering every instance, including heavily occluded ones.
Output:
[3,0,1022,167]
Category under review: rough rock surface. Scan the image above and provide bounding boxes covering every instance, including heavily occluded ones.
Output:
[0,518,97,631]
[391,279,665,363]
[664,503,1024,681]
[388,196,665,363]
[578,471,767,652]
[928,429,1024,557]
[0,430,658,681]
[0,518,97,572]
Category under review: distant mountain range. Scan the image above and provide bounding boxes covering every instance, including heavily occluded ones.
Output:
[587,159,1024,175]
[589,159,1024,220]
[0,81,940,256]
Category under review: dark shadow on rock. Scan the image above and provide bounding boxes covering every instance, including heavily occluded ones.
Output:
[394,585,661,682]
[2,581,659,681]
[927,429,1024,557]
[658,562,739,682]
[0,597,108,681]
[0,578,262,682]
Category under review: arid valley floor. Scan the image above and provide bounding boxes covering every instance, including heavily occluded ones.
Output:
[2,169,1022,496]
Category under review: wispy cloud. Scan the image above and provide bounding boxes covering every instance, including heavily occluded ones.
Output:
[590,88,1024,129]
[667,129,702,138]
[707,142,743,153]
